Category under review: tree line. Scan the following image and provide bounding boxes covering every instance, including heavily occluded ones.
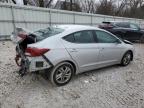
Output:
[0,0,144,19]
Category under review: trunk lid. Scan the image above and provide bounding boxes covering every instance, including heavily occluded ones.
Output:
[11,27,34,44]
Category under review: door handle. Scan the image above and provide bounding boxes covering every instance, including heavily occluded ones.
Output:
[100,48,105,51]
[70,48,77,52]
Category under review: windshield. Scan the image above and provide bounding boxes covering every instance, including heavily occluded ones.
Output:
[33,27,64,41]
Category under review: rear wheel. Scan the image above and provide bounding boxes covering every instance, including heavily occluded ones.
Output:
[49,62,74,86]
[121,51,132,66]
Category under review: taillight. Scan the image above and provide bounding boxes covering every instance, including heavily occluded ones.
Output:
[106,25,113,29]
[99,24,113,29]
[26,47,50,57]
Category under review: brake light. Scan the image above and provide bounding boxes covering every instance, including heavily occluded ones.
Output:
[26,47,50,57]
[106,25,113,29]
[99,24,113,29]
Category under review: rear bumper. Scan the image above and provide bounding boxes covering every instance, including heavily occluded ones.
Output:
[15,45,53,75]
[27,55,53,72]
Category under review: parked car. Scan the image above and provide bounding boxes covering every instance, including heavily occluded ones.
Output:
[11,25,134,86]
[99,21,144,42]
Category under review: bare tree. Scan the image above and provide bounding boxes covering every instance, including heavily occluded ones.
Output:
[31,0,54,8]
[9,0,26,4]
[70,0,72,11]
[80,0,97,13]
[2,0,28,5]
[118,0,144,18]
[1,0,144,19]
[11,0,16,4]
[60,0,81,12]
[45,0,53,8]
[0,0,9,3]
[96,0,115,15]
[114,0,127,16]
[0,0,54,8]
[127,0,144,17]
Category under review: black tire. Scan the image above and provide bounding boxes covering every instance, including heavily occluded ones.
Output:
[120,51,132,66]
[49,62,74,86]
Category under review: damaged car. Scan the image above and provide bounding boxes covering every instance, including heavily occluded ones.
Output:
[11,25,134,86]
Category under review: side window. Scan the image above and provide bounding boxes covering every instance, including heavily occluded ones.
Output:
[63,31,95,43]
[130,23,139,30]
[74,31,95,43]
[115,23,129,28]
[63,34,75,42]
[95,31,118,43]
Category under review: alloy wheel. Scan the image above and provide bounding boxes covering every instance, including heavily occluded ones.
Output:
[122,53,131,65]
[55,65,72,84]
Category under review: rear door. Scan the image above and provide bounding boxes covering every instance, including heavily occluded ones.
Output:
[62,30,100,72]
[94,30,124,66]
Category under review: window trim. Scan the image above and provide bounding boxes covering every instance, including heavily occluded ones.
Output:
[63,30,98,44]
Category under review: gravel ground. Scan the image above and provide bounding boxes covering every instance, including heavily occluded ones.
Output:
[0,41,144,108]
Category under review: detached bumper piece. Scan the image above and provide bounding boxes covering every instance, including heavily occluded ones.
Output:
[15,54,30,77]
[19,58,30,77]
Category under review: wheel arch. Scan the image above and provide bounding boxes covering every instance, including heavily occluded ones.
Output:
[64,60,77,74]
[126,50,133,61]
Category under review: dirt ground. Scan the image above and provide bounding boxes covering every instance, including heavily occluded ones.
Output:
[0,41,144,108]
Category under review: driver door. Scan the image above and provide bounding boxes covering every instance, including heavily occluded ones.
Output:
[94,30,124,66]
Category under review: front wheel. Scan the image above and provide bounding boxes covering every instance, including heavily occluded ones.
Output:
[120,51,132,66]
[49,62,74,86]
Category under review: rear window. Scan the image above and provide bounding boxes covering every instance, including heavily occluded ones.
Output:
[33,27,64,41]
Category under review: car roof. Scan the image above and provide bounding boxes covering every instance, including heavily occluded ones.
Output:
[102,21,130,24]
[53,24,101,31]
[47,24,105,39]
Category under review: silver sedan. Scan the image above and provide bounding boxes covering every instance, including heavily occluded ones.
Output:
[11,25,134,86]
